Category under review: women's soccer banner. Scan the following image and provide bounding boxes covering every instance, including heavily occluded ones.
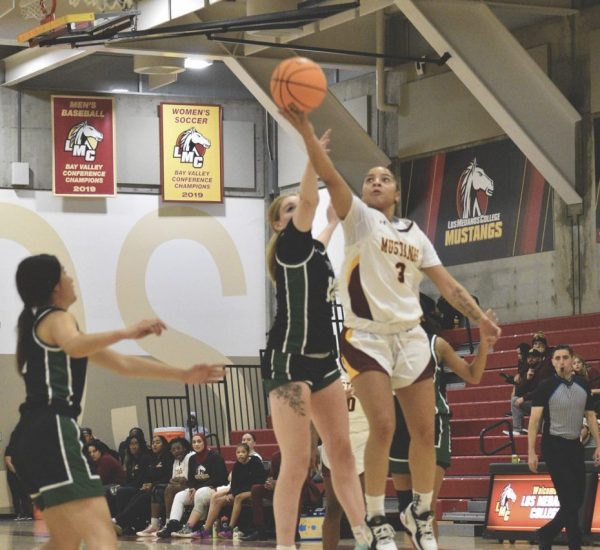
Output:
[400,139,554,266]
[160,103,223,203]
[52,95,116,197]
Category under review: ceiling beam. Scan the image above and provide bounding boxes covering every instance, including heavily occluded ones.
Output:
[224,55,390,194]
[2,46,94,86]
[396,0,582,205]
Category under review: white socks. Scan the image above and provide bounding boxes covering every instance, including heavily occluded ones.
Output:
[365,493,386,519]
[413,490,433,515]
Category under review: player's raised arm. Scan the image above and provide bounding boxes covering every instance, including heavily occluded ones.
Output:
[280,107,353,219]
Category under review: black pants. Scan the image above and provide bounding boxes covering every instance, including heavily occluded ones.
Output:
[539,435,585,550]
[115,490,151,529]
[6,470,32,517]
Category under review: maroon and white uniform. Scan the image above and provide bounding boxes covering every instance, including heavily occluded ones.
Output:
[339,197,441,389]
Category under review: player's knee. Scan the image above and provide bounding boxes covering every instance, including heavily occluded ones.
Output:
[370,416,395,442]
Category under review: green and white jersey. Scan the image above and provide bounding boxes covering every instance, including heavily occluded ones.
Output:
[267,220,337,356]
[20,306,87,418]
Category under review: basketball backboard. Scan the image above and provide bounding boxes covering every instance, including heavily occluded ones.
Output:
[17,11,136,47]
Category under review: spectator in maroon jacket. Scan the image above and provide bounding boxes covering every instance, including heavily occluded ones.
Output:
[506,348,553,435]
[87,443,125,486]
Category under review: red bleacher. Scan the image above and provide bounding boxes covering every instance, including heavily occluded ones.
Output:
[218,313,600,520]
[442,312,600,518]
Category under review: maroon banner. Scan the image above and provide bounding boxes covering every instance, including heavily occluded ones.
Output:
[52,95,116,197]
[400,139,554,266]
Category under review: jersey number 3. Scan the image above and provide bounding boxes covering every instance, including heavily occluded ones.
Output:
[395,262,406,283]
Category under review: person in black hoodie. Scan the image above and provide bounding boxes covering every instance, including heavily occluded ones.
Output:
[193,443,266,539]
[158,433,228,537]
[109,434,152,521]
[113,435,173,535]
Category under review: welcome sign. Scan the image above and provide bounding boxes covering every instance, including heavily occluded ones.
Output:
[52,95,116,197]
[160,103,223,203]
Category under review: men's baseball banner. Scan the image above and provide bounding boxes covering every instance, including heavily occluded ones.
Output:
[52,95,116,197]
[160,103,223,203]
[400,139,554,266]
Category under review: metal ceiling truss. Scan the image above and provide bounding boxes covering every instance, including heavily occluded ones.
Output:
[33,1,449,66]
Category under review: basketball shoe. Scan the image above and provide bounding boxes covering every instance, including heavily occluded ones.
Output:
[366,515,397,549]
[400,502,437,550]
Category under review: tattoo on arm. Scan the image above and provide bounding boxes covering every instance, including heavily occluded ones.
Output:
[449,286,482,322]
[273,383,307,416]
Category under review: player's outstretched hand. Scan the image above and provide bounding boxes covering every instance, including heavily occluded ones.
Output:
[279,105,314,138]
[479,309,501,345]
[183,364,226,385]
[318,128,332,153]
[124,318,167,340]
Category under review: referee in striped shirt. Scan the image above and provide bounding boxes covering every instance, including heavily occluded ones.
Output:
[528,344,600,550]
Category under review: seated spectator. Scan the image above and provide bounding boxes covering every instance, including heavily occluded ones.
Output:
[240,450,321,542]
[437,296,463,329]
[241,432,262,460]
[212,432,263,499]
[190,443,266,539]
[118,427,146,463]
[80,427,116,458]
[533,331,554,365]
[110,434,153,519]
[159,433,229,538]
[113,435,173,536]
[240,451,282,541]
[87,442,125,486]
[573,354,590,379]
[505,348,553,435]
[499,343,530,386]
[185,411,209,439]
[162,437,194,518]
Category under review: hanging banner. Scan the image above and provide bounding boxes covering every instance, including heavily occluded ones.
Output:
[400,139,554,266]
[52,95,116,197]
[160,103,223,203]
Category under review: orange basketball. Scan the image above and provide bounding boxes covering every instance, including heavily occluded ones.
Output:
[270,57,327,113]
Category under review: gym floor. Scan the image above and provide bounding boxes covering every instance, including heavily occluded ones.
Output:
[3,519,596,549]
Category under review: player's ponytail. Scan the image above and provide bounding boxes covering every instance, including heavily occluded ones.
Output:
[266,194,296,283]
[15,254,62,375]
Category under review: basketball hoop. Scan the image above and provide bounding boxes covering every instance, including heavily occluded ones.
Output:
[67,0,135,11]
[19,0,56,23]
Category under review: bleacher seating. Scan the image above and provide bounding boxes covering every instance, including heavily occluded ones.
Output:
[217,313,600,521]
[441,312,600,519]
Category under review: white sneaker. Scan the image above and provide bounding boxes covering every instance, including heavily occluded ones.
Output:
[366,515,397,549]
[400,503,437,550]
[136,524,160,537]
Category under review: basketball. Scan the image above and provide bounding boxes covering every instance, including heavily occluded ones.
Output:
[270,57,327,113]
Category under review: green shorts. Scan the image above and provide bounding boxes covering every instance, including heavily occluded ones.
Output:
[12,409,104,510]
[262,348,341,394]
[389,398,451,473]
